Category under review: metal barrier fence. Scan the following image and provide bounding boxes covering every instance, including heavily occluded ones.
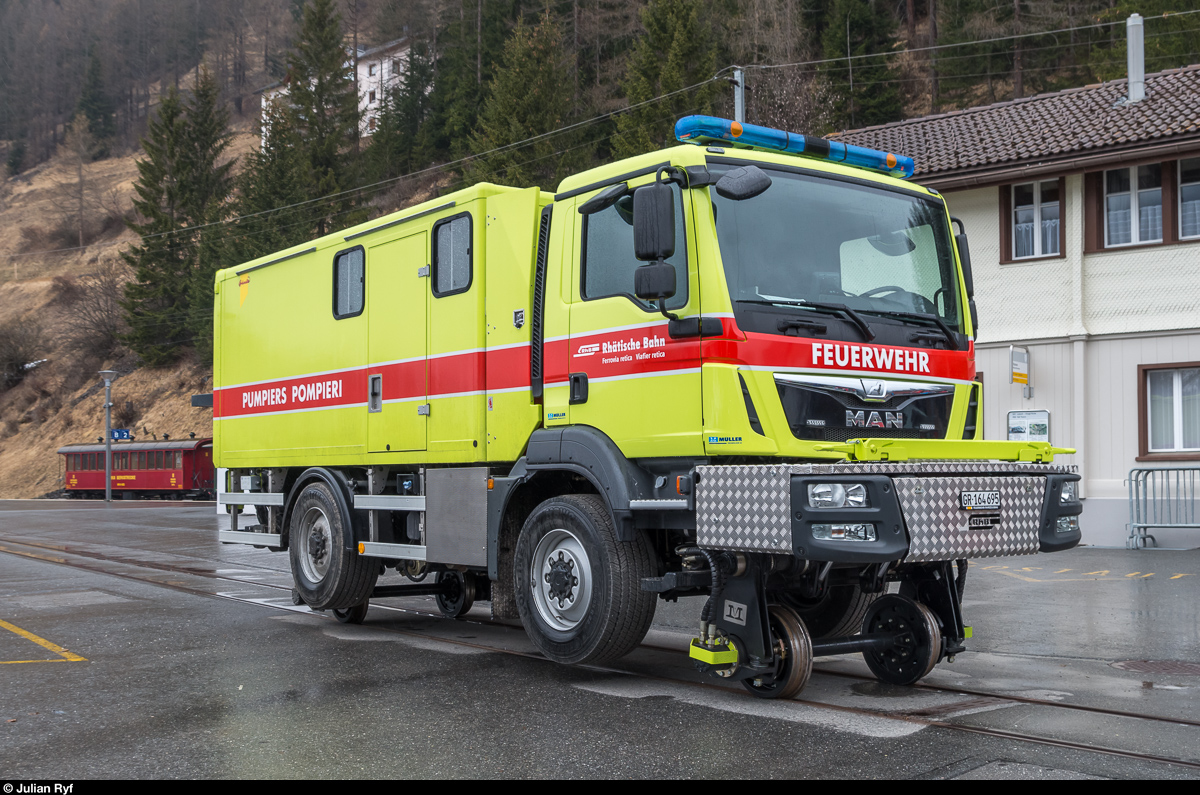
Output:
[1127,467,1200,548]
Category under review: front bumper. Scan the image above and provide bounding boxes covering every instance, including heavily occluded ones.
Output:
[695,461,1082,562]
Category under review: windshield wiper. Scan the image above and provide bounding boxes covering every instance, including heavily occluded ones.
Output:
[860,309,961,350]
[736,299,875,342]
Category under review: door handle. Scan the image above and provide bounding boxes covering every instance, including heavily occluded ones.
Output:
[569,373,588,405]
[368,374,382,412]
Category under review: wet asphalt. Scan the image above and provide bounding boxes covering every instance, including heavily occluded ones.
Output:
[1,500,1198,779]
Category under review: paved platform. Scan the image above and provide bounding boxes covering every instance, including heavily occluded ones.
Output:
[1,500,1198,779]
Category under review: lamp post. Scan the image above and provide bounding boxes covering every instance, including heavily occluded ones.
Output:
[99,370,117,503]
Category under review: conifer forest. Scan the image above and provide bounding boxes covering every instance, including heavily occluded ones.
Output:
[1,0,1198,365]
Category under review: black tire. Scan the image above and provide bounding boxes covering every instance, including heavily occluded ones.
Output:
[781,583,880,639]
[435,571,476,619]
[742,605,814,700]
[514,494,657,665]
[288,480,378,610]
[333,600,369,624]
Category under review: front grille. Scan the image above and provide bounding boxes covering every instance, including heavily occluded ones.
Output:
[777,380,954,443]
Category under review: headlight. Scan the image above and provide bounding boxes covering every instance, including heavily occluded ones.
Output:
[1055,516,1079,534]
[807,483,869,508]
[812,523,877,542]
[1060,482,1076,503]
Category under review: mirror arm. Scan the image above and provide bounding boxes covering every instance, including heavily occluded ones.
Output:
[656,297,679,322]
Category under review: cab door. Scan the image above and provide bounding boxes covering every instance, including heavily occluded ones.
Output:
[565,179,704,458]
[367,232,428,452]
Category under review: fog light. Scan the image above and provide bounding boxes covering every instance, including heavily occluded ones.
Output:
[812,523,876,542]
[807,483,869,508]
[1055,516,1079,534]
[1060,482,1076,503]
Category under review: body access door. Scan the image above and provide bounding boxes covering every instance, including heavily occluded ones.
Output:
[366,232,429,453]
[564,178,704,458]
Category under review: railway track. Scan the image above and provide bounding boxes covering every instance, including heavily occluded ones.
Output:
[3,532,1199,774]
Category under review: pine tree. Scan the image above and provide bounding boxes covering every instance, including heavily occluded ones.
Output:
[226,100,314,265]
[183,68,235,362]
[819,0,903,130]
[613,0,719,159]
[77,48,116,156]
[287,0,362,236]
[364,42,436,183]
[122,89,196,365]
[466,14,588,190]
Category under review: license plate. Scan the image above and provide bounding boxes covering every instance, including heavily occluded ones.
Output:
[960,490,1001,510]
[968,514,999,529]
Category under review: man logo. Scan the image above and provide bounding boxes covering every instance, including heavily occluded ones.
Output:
[862,380,889,401]
[723,599,747,626]
[846,410,903,428]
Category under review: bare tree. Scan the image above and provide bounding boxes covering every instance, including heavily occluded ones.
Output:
[61,258,131,358]
[50,115,104,248]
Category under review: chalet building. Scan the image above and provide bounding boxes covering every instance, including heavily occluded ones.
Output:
[834,63,1200,547]
[257,37,410,138]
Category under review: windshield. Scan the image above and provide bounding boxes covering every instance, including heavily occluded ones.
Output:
[710,166,961,330]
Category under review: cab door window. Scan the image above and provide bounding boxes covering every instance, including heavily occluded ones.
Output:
[581,184,688,311]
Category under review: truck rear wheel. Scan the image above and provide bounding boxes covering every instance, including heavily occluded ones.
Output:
[514,494,656,665]
[289,481,378,610]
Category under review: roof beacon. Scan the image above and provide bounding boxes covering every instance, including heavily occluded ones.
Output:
[675,115,915,180]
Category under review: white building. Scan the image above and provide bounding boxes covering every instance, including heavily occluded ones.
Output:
[258,37,410,138]
[836,63,1200,547]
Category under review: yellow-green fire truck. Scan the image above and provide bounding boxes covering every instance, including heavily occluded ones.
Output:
[212,115,1081,698]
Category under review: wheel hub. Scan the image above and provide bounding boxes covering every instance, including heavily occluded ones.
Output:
[544,552,578,604]
[530,528,593,632]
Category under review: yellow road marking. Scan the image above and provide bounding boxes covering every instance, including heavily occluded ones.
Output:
[1054,569,1072,573]
[1171,574,1194,579]
[0,619,87,662]
[0,659,72,665]
[1084,570,1110,576]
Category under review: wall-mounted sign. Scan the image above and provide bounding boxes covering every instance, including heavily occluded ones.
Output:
[1007,410,1049,442]
[1010,345,1029,385]
[111,429,132,440]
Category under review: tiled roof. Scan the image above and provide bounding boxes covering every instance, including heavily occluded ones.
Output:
[831,65,1200,180]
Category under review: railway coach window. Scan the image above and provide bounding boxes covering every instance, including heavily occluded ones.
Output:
[333,247,365,319]
[432,213,472,297]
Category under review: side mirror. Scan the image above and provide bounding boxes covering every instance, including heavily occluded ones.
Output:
[633,181,675,262]
[951,217,974,298]
[579,183,628,215]
[634,262,676,302]
[714,165,772,201]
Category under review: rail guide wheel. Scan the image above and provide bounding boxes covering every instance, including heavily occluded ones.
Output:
[333,600,369,624]
[741,605,814,700]
[436,570,476,619]
[861,594,943,686]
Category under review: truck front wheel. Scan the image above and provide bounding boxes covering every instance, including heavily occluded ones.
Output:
[289,481,378,610]
[514,494,656,665]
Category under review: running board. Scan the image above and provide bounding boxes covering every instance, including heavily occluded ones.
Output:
[353,495,426,511]
[218,492,284,506]
[357,541,426,560]
[219,530,283,548]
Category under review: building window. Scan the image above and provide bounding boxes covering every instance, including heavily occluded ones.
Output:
[1139,363,1200,459]
[1012,181,1060,258]
[1181,158,1200,240]
[368,64,376,76]
[368,90,376,104]
[368,117,377,131]
[1106,165,1162,246]
[392,59,402,76]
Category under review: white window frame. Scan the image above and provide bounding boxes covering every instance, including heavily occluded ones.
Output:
[1147,367,1200,453]
[1105,165,1163,247]
[1180,158,1200,241]
[1011,180,1060,259]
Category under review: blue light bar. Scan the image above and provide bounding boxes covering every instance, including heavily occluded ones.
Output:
[675,115,915,180]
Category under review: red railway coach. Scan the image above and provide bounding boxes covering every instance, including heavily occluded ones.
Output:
[58,438,216,499]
